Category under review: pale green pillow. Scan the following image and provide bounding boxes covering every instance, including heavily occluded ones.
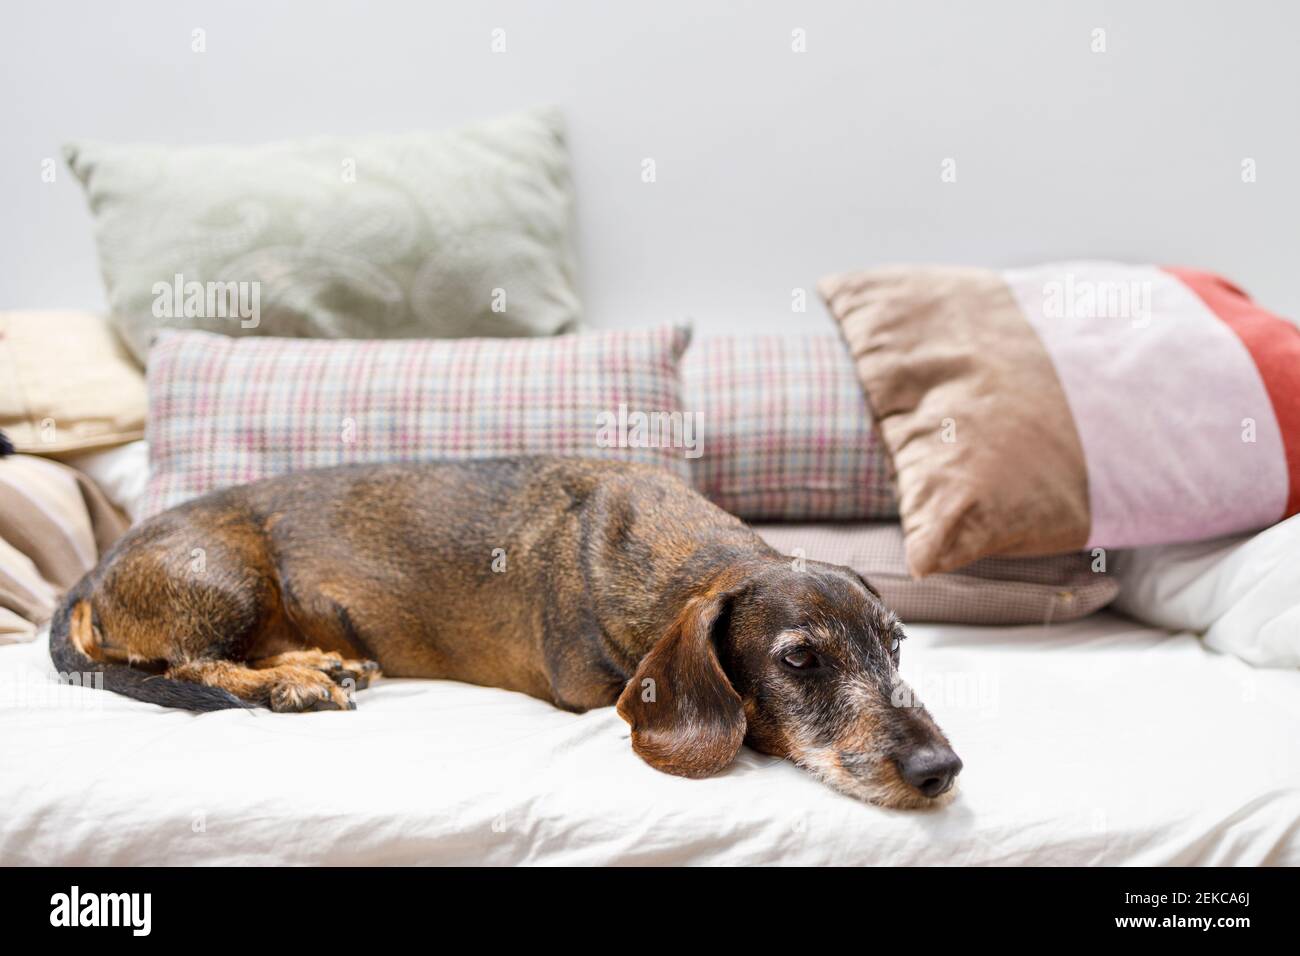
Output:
[65,107,581,364]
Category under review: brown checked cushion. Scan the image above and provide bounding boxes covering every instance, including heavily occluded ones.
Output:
[754,523,1117,626]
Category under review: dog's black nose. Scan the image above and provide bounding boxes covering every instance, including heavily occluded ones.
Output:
[896,746,962,798]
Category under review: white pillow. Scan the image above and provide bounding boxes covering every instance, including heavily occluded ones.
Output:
[1114,515,1300,668]
[62,440,150,524]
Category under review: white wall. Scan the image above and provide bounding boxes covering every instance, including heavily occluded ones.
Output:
[3,0,1298,335]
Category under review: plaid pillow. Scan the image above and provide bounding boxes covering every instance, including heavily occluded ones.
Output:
[683,335,896,521]
[143,326,692,518]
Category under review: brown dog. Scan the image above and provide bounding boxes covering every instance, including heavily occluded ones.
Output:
[50,457,961,807]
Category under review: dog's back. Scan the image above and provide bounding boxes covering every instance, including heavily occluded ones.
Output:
[51,457,769,712]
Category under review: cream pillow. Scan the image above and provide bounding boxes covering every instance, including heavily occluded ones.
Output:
[0,311,146,454]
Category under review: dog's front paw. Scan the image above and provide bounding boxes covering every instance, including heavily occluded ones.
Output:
[269,668,356,713]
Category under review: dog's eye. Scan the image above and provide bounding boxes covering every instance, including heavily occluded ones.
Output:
[890,622,906,665]
[781,649,819,670]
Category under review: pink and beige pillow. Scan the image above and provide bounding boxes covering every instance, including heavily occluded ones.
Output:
[683,335,895,520]
[821,262,1300,576]
[144,326,691,517]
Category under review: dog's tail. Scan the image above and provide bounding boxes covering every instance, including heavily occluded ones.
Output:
[48,575,246,712]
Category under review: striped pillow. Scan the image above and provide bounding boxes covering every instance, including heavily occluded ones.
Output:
[683,335,896,520]
[0,454,127,643]
[821,262,1300,576]
[143,326,692,518]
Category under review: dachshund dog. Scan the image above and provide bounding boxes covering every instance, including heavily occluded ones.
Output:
[50,458,962,808]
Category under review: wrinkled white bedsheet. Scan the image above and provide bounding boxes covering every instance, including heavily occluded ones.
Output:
[3,613,1297,865]
[1115,514,1300,669]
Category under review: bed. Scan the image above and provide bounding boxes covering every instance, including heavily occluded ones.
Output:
[5,611,1298,865]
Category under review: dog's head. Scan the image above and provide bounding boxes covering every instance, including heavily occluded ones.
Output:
[616,559,961,808]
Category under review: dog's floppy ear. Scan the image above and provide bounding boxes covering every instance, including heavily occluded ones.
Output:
[616,588,745,779]
[849,568,882,600]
